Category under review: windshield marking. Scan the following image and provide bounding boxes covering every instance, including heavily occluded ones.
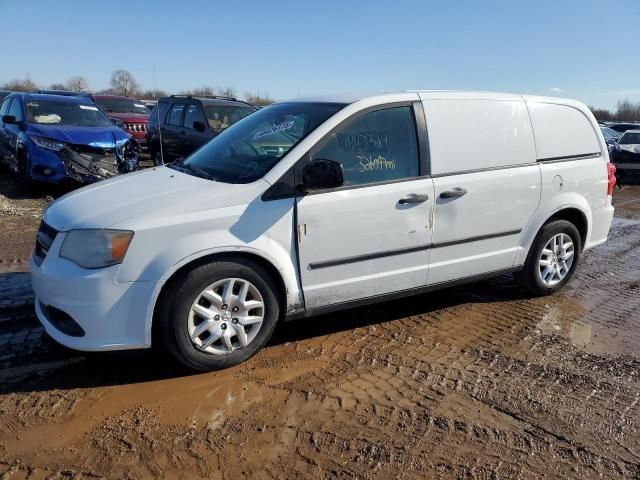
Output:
[253,120,294,140]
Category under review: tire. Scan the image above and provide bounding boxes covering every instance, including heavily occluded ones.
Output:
[16,150,33,188]
[156,256,280,371]
[150,145,164,166]
[515,220,582,296]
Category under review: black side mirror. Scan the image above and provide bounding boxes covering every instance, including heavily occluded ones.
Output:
[193,120,206,132]
[301,159,344,191]
[2,115,17,124]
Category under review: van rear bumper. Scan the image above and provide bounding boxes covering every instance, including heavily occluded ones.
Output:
[585,200,614,250]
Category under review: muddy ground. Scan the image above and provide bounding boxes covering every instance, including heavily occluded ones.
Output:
[0,170,639,479]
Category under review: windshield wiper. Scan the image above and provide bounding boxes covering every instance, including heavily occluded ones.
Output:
[188,164,215,180]
[170,161,215,181]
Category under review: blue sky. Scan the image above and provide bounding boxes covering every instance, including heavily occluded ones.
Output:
[2,0,639,109]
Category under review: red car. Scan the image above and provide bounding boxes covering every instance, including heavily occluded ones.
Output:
[91,95,150,150]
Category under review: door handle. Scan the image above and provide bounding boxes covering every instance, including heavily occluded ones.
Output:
[399,193,428,204]
[440,188,467,199]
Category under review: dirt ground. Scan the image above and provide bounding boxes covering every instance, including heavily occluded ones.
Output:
[0,170,639,479]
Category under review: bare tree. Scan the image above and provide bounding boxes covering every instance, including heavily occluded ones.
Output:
[615,99,640,122]
[244,91,274,106]
[65,76,89,92]
[1,78,37,92]
[182,85,215,97]
[49,83,67,90]
[589,106,614,122]
[218,86,237,98]
[139,88,168,100]
[110,69,139,97]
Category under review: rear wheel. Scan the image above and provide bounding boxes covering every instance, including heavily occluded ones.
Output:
[515,220,582,296]
[156,257,280,371]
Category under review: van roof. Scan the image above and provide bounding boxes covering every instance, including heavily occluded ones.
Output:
[282,91,587,109]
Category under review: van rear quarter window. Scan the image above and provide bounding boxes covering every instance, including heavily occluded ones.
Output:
[422,99,535,175]
[525,102,600,160]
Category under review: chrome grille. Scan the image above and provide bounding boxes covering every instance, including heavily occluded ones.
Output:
[125,123,147,133]
[34,221,58,267]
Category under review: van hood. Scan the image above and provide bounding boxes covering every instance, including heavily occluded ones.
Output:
[27,124,131,146]
[44,167,268,231]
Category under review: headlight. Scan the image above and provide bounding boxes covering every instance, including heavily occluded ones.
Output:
[59,229,134,269]
[30,136,66,151]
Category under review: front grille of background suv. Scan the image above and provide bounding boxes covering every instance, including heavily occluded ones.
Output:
[33,221,58,267]
[125,123,147,132]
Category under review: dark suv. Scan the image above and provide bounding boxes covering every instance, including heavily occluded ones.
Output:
[146,95,256,165]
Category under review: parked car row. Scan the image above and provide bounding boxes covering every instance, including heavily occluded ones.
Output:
[599,122,640,184]
[609,129,640,184]
[0,89,260,185]
[0,93,138,183]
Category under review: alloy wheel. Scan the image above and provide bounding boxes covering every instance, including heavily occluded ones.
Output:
[538,233,574,287]
[188,278,265,355]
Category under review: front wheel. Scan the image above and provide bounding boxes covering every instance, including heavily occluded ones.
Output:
[16,150,33,188]
[156,257,280,371]
[515,220,582,296]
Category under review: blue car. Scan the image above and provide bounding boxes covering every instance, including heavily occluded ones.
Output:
[0,93,139,184]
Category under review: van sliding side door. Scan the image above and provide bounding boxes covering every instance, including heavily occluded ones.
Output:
[420,95,541,285]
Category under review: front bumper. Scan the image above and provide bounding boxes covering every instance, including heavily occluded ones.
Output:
[28,147,67,184]
[30,237,156,351]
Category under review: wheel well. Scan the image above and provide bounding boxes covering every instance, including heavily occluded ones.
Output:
[546,208,588,249]
[151,252,288,344]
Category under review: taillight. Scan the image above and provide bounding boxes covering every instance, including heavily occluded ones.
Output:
[607,162,616,196]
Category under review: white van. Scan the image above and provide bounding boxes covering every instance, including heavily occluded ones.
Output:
[31,91,616,371]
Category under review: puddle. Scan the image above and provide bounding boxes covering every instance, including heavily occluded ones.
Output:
[0,372,274,455]
[535,298,638,359]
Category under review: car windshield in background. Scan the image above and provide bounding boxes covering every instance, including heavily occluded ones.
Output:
[172,102,346,183]
[619,132,640,145]
[601,127,620,140]
[204,105,255,131]
[25,100,113,127]
[95,98,149,114]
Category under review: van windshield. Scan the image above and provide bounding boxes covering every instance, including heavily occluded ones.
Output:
[171,102,346,183]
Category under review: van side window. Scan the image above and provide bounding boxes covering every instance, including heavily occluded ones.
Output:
[310,106,419,186]
[183,103,206,130]
[423,99,535,175]
[167,103,186,127]
[526,102,601,160]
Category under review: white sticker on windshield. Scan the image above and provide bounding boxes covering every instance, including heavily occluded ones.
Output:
[79,105,99,111]
[253,120,294,140]
[34,114,61,124]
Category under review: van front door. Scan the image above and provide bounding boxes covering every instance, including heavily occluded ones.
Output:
[296,105,434,310]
